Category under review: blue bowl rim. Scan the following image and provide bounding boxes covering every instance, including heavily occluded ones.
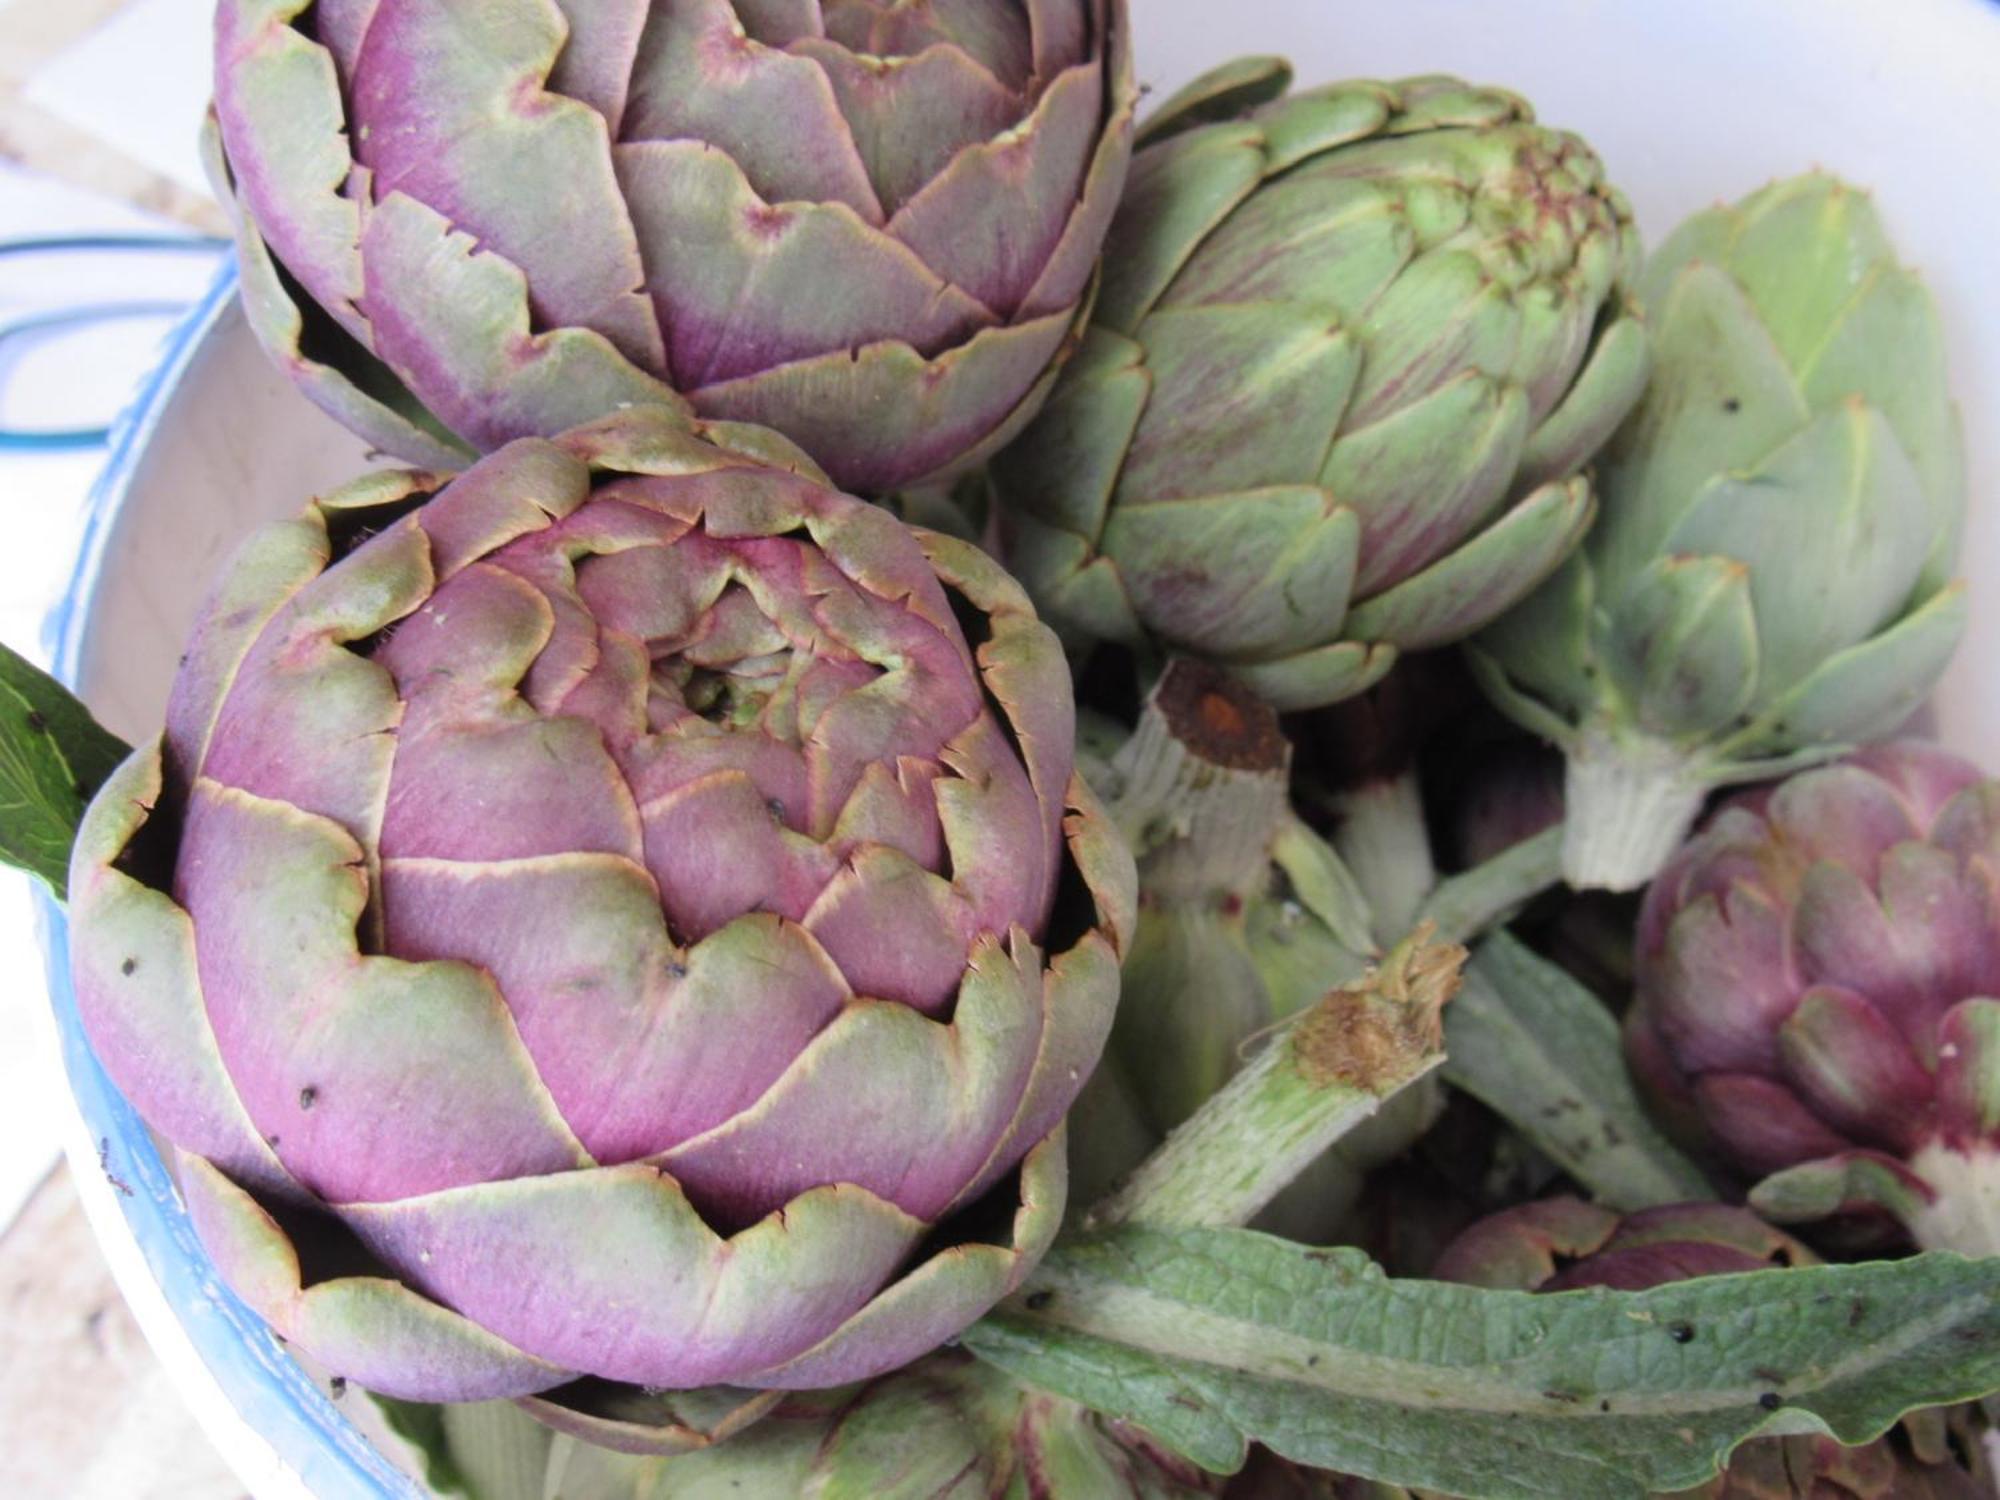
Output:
[36,262,424,1500]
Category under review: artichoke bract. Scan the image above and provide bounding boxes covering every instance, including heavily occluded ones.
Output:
[1473,174,1967,890]
[209,0,1136,495]
[1629,742,2000,1259]
[990,58,1650,712]
[384,1352,1223,1497]
[67,409,1134,1404]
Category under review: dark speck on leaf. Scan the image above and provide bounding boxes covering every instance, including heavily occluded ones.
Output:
[1723,397,1742,413]
[120,957,137,977]
[1848,1299,1867,1328]
[299,1086,318,1111]
[1025,1291,1055,1312]
[1759,1392,1782,1411]
[329,1377,347,1399]
[1668,1322,1695,1343]
[25,710,45,733]
[1599,1400,1612,1413]
[667,961,689,980]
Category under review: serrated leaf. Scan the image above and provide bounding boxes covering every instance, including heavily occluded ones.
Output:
[1442,933,1714,1211]
[0,641,128,897]
[962,1225,2000,1500]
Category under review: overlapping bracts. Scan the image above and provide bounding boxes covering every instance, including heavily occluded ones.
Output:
[209,0,1136,493]
[69,409,1133,1402]
[992,62,1649,711]
[1629,742,2000,1255]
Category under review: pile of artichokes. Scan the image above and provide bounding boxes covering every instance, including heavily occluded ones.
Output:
[7,5,1997,1499]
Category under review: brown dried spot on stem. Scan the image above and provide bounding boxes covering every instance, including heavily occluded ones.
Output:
[1291,921,1464,1091]
[1152,658,1285,773]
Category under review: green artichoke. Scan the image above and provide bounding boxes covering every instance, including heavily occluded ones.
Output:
[1472,173,1967,890]
[990,58,1650,711]
[208,0,1136,495]
[67,408,1135,1410]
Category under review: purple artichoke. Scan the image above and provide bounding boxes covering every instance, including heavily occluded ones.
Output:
[67,408,1134,1405]
[208,0,1136,495]
[1629,741,2000,1256]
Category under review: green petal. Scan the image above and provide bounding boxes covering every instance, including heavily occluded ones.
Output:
[1229,639,1396,714]
[1666,401,1933,699]
[1603,555,1759,740]
[1591,261,1811,589]
[1098,121,1265,331]
[1344,475,1594,651]
[1102,486,1359,659]
[1134,54,1294,150]
[1726,582,1967,758]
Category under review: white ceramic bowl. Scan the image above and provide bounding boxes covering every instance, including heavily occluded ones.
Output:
[43,3,2000,1495]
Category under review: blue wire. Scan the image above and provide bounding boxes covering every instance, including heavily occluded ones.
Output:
[0,233,229,450]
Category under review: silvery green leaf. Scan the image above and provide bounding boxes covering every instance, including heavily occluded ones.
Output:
[963,1224,2000,1500]
[1442,933,1715,1210]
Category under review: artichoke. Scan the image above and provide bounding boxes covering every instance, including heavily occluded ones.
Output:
[990,58,1650,711]
[1427,1198,1994,1500]
[67,408,1135,1407]
[1629,741,2000,1258]
[208,0,1136,495]
[1473,173,1967,890]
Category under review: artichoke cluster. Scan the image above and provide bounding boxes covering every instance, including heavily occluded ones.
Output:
[32,3,1996,1499]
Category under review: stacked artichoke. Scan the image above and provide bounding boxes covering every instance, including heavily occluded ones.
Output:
[10,5,1995,1500]
[70,409,1135,1407]
[209,0,1137,494]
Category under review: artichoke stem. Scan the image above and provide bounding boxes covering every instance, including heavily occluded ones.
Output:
[1109,659,1292,902]
[1560,733,1708,892]
[1329,769,1436,946]
[1088,925,1464,1231]
[1416,825,1565,946]
[1906,1142,2000,1260]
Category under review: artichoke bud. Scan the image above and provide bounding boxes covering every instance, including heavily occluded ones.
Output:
[993,63,1648,713]
[208,0,1139,495]
[1472,173,1966,891]
[1630,742,2000,1260]
[67,408,1137,1410]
